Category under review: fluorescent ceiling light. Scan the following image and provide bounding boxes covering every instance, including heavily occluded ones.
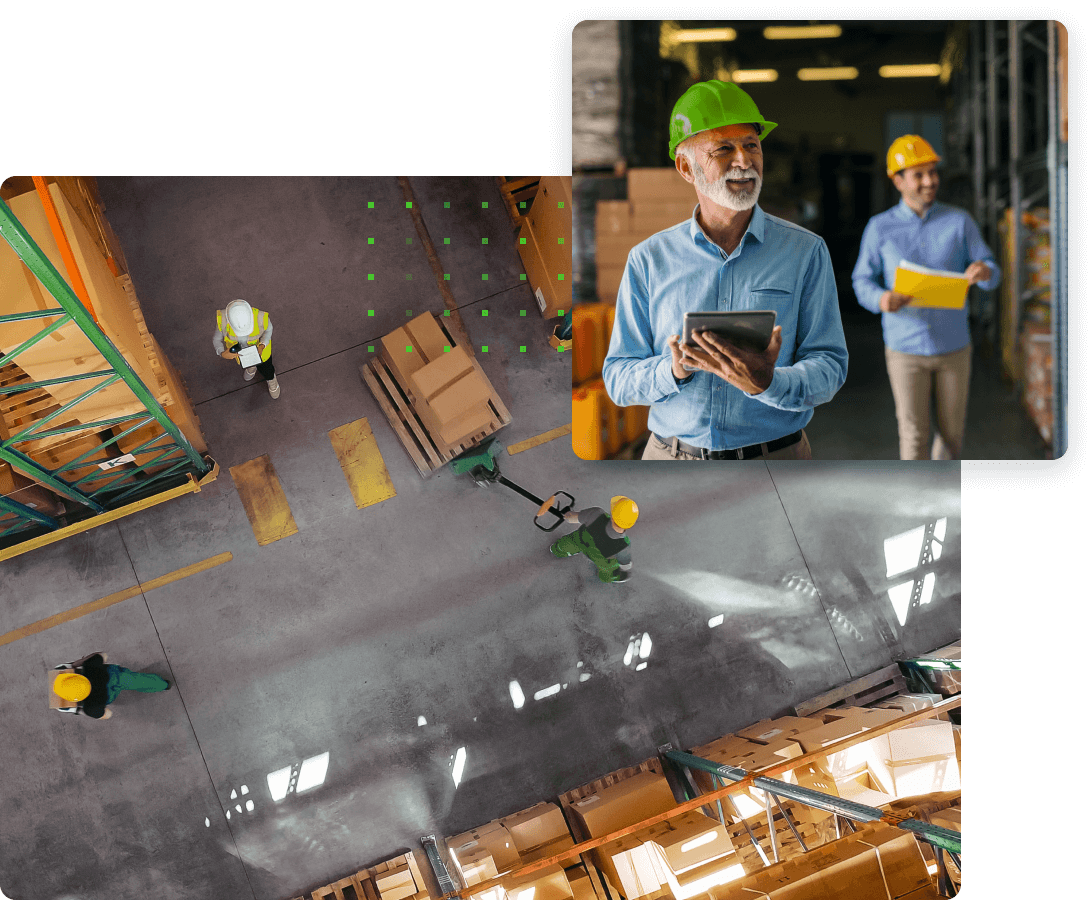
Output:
[266,765,292,802]
[880,64,943,78]
[639,632,652,659]
[732,69,778,83]
[296,751,330,793]
[534,683,561,700]
[765,25,842,40]
[452,747,467,787]
[674,28,737,42]
[509,680,525,709]
[797,67,858,81]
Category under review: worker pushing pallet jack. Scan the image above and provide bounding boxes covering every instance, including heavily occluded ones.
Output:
[449,438,638,584]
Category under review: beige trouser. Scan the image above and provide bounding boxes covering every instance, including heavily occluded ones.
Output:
[641,430,812,460]
[885,344,972,460]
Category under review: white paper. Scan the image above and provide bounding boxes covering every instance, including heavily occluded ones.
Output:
[238,345,261,366]
[897,259,970,281]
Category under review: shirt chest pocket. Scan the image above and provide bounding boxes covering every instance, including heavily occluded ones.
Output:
[741,285,797,359]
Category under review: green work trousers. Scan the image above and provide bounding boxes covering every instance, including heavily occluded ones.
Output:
[551,530,623,583]
[105,666,169,704]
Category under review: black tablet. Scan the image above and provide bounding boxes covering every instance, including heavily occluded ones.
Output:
[682,310,777,354]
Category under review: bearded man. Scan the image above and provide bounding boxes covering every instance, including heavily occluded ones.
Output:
[602,80,848,460]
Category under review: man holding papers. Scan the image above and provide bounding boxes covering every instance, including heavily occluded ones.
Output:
[852,135,1000,459]
[214,299,281,399]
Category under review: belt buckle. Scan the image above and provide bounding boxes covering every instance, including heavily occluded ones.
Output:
[700,447,711,460]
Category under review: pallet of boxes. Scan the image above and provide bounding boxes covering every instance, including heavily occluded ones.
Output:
[445,801,599,900]
[1,177,208,530]
[289,849,431,900]
[573,169,696,460]
[361,312,511,476]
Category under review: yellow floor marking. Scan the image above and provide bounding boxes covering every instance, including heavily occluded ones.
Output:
[0,551,233,648]
[507,423,573,455]
[229,455,298,546]
[329,417,397,509]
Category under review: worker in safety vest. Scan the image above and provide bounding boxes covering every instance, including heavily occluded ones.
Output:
[51,652,170,720]
[550,496,637,583]
[213,299,280,399]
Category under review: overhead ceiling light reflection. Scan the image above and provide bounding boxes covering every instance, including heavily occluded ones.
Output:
[765,25,842,39]
[267,765,292,802]
[674,27,737,42]
[879,64,942,78]
[534,684,561,700]
[884,526,926,578]
[797,67,858,81]
[296,752,330,793]
[934,518,947,541]
[708,614,724,628]
[452,747,467,787]
[509,680,526,709]
[731,69,778,83]
[639,632,653,659]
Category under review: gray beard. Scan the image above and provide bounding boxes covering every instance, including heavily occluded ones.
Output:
[693,164,762,211]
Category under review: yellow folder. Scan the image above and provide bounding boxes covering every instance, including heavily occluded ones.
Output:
[892,261,970,309]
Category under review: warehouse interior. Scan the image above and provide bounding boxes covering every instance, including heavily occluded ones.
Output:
[0,178,963,900]
[571,19,1067,460]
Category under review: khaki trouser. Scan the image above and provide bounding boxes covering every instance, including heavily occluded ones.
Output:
[885,344,972,460]
[641,430,812,460]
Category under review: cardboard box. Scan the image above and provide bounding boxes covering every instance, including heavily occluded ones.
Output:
[381,326,427,383]
[929,807,960,832]
[448,821,521,882]
[376,867,419,900]
[596,265,625,303]
[438,404,494,446]
[596,201,631,234]
[429,369,490,425]
[640,811,734,875]
[567,867,598,900]
[794,718,869,755]
[876,722,960,798]
[518,217,570,319]
[736,717,825,745]
[788,764,840,825]
[876,693,944,715]
[834,768,895,807]
[411,346,476,401]
[569,771,677,838]
[499,802,572,855]
[503,864,573,900]
[824,706,904,728]
[626,169,696,202]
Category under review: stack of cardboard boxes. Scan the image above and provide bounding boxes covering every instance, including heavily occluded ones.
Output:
[373,854,430,900]
[516,177,572,319]
[379,312,498,453]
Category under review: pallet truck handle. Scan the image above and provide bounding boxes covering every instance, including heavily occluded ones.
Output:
[533,491,575,532]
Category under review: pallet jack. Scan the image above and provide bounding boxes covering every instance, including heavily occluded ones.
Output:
[448,437,574,531]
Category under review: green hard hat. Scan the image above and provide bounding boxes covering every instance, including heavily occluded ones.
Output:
[669,80,778,159]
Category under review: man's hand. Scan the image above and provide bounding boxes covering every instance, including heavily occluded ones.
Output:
[683,326,783,395]
[964,261,993,285]
[667,334,693,381]
[880,290,914,312]
[220,350,238,360]
[257,342,266,354]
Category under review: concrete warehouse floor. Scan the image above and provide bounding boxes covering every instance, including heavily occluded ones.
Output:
[0,179,960,900]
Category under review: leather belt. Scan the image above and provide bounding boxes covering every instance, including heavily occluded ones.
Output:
[655,430,803,460]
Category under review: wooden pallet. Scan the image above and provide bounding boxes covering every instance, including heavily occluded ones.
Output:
[292,851,430,900]
[499,177,541,228]
[792,663,909,718]
[360,319,511,477]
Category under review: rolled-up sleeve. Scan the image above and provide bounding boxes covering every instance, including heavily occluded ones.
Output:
[602,256,687,406]
[754,240,848,411]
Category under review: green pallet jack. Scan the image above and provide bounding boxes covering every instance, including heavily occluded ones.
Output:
[449,437,574,531]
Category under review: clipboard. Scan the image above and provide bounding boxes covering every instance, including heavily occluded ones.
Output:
[892,260,970,310]
[237,345,262,366]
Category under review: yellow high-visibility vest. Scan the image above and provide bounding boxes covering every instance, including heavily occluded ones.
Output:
[217,308,272,363]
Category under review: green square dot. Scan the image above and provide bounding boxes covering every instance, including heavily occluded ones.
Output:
[482,238,488,245]
[557,274,565,281]
[406,201,412,208]
[406,309,412,316]
[368,274,375,280]
[444,201,450,208]
[558,238,564,245]
[520,237,526,244]
[557,345,566,353]
[443,344,451,352]
[558,201,565,209]
[482,274,489,281]
[481,345,489,352]
[443,310,450,316]
[367,309,374,316]
[520,274,527,280]
[520,310,526,316]
[519,201,527,209]
[519,345,526,352]
[367,237,374,244]
[481,201,488,208]
[368,345,374,352]
[405,274,413,281]
[406,238,413,244]
[444,237,450,244]
[406,344,413,353]
[482,310,488,317]
[558,309,565,316]
[367,201,374,208]
[443,273,450,280]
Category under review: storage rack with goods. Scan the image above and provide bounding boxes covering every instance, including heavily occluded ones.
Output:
[946,20,1067,455]
[0,178,213,559]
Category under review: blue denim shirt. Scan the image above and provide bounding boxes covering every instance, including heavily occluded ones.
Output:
[602,205,848,450]
[852,200,1001,355]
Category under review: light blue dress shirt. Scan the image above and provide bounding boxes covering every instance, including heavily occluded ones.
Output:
[852,200,1001,355]
[601,205,848,450]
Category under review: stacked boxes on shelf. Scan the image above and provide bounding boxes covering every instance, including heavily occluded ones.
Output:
[516,177,573,319]
[291,850,431,900]
[573,168,695,460]
[571,303,648,460]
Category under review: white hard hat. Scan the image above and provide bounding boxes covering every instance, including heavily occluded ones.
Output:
[226,299,254,334]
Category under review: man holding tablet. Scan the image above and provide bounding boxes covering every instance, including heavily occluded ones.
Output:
[602,80,848,460]
[214,298,281,399]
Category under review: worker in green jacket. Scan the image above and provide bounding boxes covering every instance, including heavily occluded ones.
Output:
[51,652,170,719]
[550,495,638,583]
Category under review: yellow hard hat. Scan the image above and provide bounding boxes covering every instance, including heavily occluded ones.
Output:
[886,135,941,178]
[610,495,639,530]
[54,672,91,702]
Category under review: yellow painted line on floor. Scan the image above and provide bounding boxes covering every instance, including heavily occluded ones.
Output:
[507,423,573,456]
[329,417,396,509]
[229,455,298,546]
[0,551,233,648]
